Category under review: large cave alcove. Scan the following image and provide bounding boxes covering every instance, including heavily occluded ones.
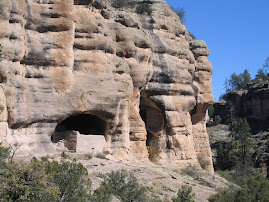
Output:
[51,114,107,153]
[139,93,164,160]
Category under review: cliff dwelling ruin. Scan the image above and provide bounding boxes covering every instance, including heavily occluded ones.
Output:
[51,114,107,154]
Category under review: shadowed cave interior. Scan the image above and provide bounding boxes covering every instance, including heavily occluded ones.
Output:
[139,94,164,159]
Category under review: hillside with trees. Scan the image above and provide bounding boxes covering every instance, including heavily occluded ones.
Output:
[207,57,269,201]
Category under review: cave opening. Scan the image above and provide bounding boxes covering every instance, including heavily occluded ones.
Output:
[51,114,107,153]
[139,93,164,160]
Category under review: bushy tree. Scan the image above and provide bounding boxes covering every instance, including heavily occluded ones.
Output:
[0,145,61,201]
[216,143,239,170]
[40,155,92,201]
[235,174,269,202]
[228,69,251,91]
[97,170,148,202]
[172,185,195,202]
[0,145,92,201]
[229,73,242,90]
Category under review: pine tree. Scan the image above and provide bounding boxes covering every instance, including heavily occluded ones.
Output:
[255,68,267,80]
[233,118,252,165]
[241,69,251,89]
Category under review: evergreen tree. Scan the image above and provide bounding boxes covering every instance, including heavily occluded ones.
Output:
[241,69,251,89]
[233,118,252,165]
[229,73,242,90]
[255,68,267,80]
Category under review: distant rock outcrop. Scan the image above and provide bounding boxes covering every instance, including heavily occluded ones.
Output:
[214,80,269,123]
[0,0,214,172]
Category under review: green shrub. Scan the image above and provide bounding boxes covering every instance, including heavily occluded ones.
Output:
[85,153,93,159]
[0,145,61,201]
[0,144,92,201]
[97,170,148,202]
[208,186,238,202]
[96,152,107,159]
[0,142,9,165]
[214,115,222,125]
[136,3,152,15]
[172,185,195,202]
[40,157,92,201]
[111,0,125,8]
[181,164,200,179]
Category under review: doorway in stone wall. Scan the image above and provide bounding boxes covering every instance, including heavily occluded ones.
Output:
[139,93,164,160]
[51,114,107,153]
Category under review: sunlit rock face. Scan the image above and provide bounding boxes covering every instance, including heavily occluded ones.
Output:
[0,0,214,173]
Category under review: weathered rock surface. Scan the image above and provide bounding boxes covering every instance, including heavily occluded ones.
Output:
[0,0,214,172]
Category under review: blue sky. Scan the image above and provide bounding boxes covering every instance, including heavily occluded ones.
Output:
[165,0,269,101]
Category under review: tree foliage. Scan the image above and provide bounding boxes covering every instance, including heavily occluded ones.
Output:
[171,6,186,24]
[210,174,269,202]
[214,115,222,125]
[135,3,152,15]
[228,69,251,91]
[208,105,214,118]
[97,170,148,202]
[172,185,195,202]
[232,118,252,165]
[0,145,91,201]
[255,68,267,80]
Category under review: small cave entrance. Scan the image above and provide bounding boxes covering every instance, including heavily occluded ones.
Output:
[51,114,107,153]
[74,0,93,5]
[139,93,164,160]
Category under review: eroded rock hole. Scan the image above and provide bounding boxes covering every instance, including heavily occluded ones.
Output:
[139,95,164,160]
[51,114,107,153]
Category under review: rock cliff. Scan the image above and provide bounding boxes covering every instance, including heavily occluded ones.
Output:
[0,0,214,172]
[214,80,269,123]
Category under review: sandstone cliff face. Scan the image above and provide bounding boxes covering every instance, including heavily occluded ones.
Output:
[0,0,214,172]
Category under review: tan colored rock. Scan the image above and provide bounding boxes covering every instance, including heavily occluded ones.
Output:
[0,0,214,173]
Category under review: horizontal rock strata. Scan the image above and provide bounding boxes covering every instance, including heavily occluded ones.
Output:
[0,0,214,173]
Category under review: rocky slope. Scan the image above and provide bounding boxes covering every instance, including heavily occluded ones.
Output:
[0,0,214,172]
